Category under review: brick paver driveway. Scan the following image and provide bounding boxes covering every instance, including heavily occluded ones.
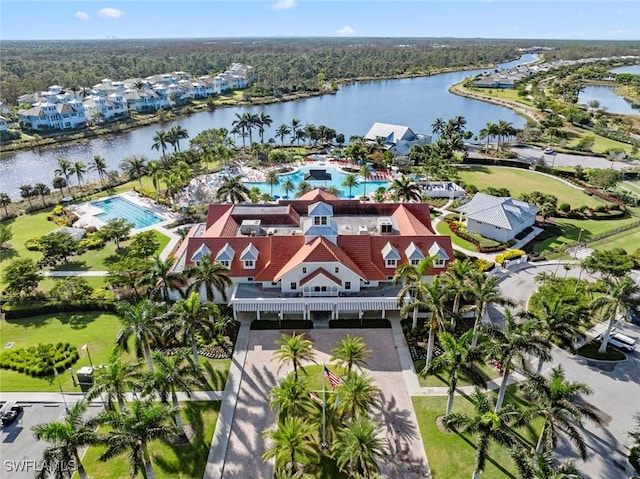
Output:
[221,328,430,478]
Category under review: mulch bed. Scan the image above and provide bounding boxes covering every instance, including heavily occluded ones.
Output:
[163,345,233,360]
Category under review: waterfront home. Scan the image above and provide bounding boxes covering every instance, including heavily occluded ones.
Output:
[0,116,8,132]
[170,189,453,321]
[364,122,432,156]
[83,93,129,123]
[0,102,11,115]
[456,192,537,242]
[17,100,86,131]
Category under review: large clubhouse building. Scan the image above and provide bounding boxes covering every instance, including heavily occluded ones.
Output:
[171,189,454,321]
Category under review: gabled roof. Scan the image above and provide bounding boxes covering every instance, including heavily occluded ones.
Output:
[296,189,340,202]
[381,242,401,260]
[308,202,333,217]
[429,242,450,260]
[215,243,235,262]
[240,243,259,261]
[405,242,424,260]
[365,122,416,143]
[191,244,211,262]
[457,193,537,231]
[299,268,343,287]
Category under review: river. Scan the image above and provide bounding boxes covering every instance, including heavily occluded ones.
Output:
[0,54,537,198]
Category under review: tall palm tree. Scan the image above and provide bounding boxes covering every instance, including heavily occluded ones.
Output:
[423,330,486,416]
[589,274,640,353]
[185,253,232,303]
[89,155,108,187]
[0,192,10,216]
[258,112,273,143]
[143,255,184,302]
[55,158,74,192]
[272,332,316,381]
[215,174,250,203]
[444,388,526,479]
[120,156,148,192]
[32,400,99,479]
[341,173,360,197]
[114,299,162,373]
[33,183,51,206]
[281,178,295,199]
[167,124,189,152]
[147,160,163,202]
[73,161,87,187]
[481,309,551,411]
[441,258,475,320]
[290,118,302,143]
[463,273,512,349]
[231,113,249,148]
[331,335,371,373]
[295,180,312,198]
[335,371,380,421]
[431,117,446,137]
[325,185,341,197]
[269,372,316,423]
[52,177,67,197]
[265,169,280,197]
[145,350,205,434]
[522,365,601,459]
[275,123,291,145]
[392,256,433,331]
[98,398,177,479]
[262,416,317,477]
[359,163,373,198]
[389,175,421,202]
[88,350,143,412]
[151,129,170,161]
[19,184,34,208]
[167,291,218,366]
[333,417,385,479]
[514,449,584,479]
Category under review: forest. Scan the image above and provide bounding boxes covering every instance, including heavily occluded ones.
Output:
[2,37,639,105]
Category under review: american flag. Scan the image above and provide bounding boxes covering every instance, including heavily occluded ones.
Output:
[324,366,341,391]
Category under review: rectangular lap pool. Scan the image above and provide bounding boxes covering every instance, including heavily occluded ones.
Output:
[92,196,164,229]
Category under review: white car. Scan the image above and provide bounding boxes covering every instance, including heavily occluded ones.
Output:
[608,332,636,352]
[543,147,555,155]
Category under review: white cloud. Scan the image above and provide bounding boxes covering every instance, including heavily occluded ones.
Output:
[97,8,125,20]
[336,25,355,36]
[74,11,90,21]
[270,0,296,11]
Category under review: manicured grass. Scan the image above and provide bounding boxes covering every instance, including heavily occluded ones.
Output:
[621,181,640,196]
[38,276,110,293]
[576,340,627,361]
[456,166,606,209]
[565,126,635,155]
[589,228,640,252]
[412,387,541,479]
[414,359,500,388]
[467,87,536,107]
[79,401,220,479]
[435,217,477,250]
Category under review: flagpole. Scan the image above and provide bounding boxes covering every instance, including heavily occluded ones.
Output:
[321,363,327,449]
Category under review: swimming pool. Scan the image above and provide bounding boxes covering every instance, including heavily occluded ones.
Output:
[92,196,164,229]
[245,165,391,198]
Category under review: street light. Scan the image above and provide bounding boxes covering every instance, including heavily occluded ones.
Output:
[54,368,69,414]
[81,344,94,369]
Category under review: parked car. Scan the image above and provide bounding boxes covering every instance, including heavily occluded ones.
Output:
[1,405,23,426]
[543,147,555,154]
[608,332,637,352]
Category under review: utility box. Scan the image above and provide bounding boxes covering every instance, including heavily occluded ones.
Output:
[76,366,94,393]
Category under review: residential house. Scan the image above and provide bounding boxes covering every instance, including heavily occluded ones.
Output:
[0,102,11,115]
[0,116,8,132]
[171,189,453,321]
[83,93,128,123]
[364,122,432,156]
[17,100,86,131]
[456,193,537,243]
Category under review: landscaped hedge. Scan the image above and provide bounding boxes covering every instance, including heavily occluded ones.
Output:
[1,300,116,319]
[495,249,526,265]
[0,342,79,377]
[445,218,507,253]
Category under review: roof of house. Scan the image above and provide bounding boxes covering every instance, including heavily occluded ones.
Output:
[456,193,537,231]
[365,122,416,143]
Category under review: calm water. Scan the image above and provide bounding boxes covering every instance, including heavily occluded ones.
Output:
[0,54,537,198]
[610,64,640,75]
[579,85,639,115]
[92,196,163,229]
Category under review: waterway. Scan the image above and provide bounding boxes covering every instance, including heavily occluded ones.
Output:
[578,85,639,115]
[0,55,537,198]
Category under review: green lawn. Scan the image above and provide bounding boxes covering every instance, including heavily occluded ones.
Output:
[456,167,606,209]
[38,276,110,293]
[79,401,220,479]
[0,312,231,392]
[466,86,536,107]
[589,228,640,252]
[413,387,541,479]
[414,359,500,388]
[435,217,478,250]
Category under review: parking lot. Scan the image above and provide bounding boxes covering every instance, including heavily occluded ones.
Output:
[1,401,102,479]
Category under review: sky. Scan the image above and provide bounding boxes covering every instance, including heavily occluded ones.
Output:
[1,0,639,41]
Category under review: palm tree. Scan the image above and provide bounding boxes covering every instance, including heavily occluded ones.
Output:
[331,335,371,373]
[269,372,316,423]
[52,177,67,197]
[265,169,280,197]
[167,124,189,152]
[258,112,273,143]
[152,129,170,161]
[143,255,184,302]
[389,175,421,202]
[589,274,640,353]
[392,256,433,330]
[88,350,143,412]
[441,258,475,320]
[0,192,10,216]
[444,388,526,479]
[55,158,74,192]
[272,332,316,381]
[423,330,486,416]
[215,174,250,203]
[168,291,218,366]
[32,400,99,479]
[325,185,341,197]
[341,173,360,197]
[231,113,249,148]
[98,398,177,479]
[514,449,584,479]
[333,417,385,479]
[481,309,551,411]
[19,184,34,208]
[89,155,108,187]
[290,117,302,142]
[295,180,312,198]
[431,117,446,137]
[185,253,232,303]
[359,163,373,198]
[33,183,51,206]
[275,123,291,145]
[412,276,450,370]
[335,372,380,421]
[281,178,295,199]
[522,365,601,459]
[73,161,87,187]
[145,350,205,434]
[463,273,512,349]
[262,416,317,476]
[120,156,147,192]
[147,161,163,202]
[114,299,162,373]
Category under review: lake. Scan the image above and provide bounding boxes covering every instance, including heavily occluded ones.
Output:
[0,55,538,198]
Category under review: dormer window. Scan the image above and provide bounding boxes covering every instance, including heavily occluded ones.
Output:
[215,243,235,268]
[244,260,255,269]
[219,260,230,268]
[429,242,450,269]
[386,259,397,268]
[381,242,400,269]
[240,243,259,270]
[405,242,425,267]
[314,216,328,225]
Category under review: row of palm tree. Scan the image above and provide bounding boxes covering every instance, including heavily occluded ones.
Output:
[151,124,190,160]
[478,120,518,152]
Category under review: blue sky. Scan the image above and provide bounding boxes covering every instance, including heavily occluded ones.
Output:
[1,1,638,41]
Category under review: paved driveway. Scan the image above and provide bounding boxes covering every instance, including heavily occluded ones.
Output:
[221,328,430,479]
